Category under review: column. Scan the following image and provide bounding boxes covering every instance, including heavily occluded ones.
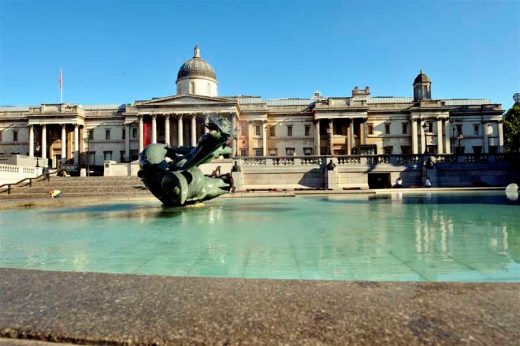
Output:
[498,121,504,153]
[411,119,418,154]
[29,125,34,157]
[444,120,451,154]
[125,124,130,162]
[314,120,321,156]
[262,122,268,156]
[204,114,209,134]
[42,124,47,159]
[61,124,67,164]
[164,115,170,145]
[482,123,489,153]
[74,124,79,165]
[348,120,354,155]
[359,120,366,145]
[436,118,443,154]
[420,121,426,153]
[138,115,144,153]
[328,119,333,155]
[151,115,157,144]
[232,115,237,156]
[191,115,197,147]
[177,115,184,146]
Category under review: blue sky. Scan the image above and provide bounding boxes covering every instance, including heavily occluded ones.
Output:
[0,0,518,109]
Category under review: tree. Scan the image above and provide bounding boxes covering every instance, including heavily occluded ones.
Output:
[504,103,520,152]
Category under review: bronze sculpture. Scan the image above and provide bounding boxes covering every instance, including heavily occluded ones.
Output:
[138,116,233,206]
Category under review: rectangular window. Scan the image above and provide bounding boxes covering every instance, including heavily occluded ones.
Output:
[255,125,261,137]
[385,123,390,135]
[305,125,310,137]
[88,151,96,165]
[12,130,18,142]
[401,146,411,155]
[122,128,126,140]
[254,148,263,156]
[88,130,94,140]
[105,129,111,140]
[384,146,393,155]
[428,122,433,133]
[285,147,295,156]
[456,124,463,135]
[287,125,293,137]
[269,126,275,137]
[367,124,374,135]
[132,128,138,138]
[472,146,482,155]
[402,123,408,134]
[120,151,125,162]
[103,151,112,161]
[303,147,313,155]
[473,124,479,136]
[130,149,139,161]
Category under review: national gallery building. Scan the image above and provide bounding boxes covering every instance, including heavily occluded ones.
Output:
[0,46,504,169]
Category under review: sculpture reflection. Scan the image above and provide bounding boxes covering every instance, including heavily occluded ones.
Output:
[138,116,233,206]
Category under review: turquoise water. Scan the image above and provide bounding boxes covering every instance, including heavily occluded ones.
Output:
[0,192,519,282]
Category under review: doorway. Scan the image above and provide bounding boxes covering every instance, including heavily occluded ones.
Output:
[368,173,391,189]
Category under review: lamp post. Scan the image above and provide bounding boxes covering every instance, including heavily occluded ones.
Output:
[457,134,464,153]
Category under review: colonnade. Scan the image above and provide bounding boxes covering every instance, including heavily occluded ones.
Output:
[27,123,82,165]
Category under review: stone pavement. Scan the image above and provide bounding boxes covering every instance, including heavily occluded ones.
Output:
[1,268,518,345]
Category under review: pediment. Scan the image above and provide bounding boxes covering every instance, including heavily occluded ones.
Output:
[135,94,236,107]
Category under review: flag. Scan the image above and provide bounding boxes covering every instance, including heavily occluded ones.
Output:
[59,68,63,89]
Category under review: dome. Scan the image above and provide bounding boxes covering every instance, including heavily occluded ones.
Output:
[176,46,217,82]
[414,70,431,84]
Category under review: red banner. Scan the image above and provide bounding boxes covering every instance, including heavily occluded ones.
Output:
[143,121,151,147]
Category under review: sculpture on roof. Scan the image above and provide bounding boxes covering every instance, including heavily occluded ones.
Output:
[138,116,233,206]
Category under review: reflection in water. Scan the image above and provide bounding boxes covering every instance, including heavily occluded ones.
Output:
[0,193,518,282]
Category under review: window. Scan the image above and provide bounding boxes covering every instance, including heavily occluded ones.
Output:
[473,124,479,136]
[122,128,126,140]
[334,123,343,135]
[103,151,112,161]
[132,128,138,138]
[305,125,310,136]
[426,145,436,154]
[269,126,276,137]
[105,129,111,140]
[13,130,18,142]
[472,146,482,155]
[428,122,433,133]
[456,124,463,136]
[88,130,94,140]
[488,146,497,154]
[255,125,261,136]
[367,124,374,135]
[385,123,390,135]
[240,148,247,156]
[384,146,393,155]
[401,146,411,155]
[303,147,313,155]
[287,125,293,137]
[254,148,263,156]
[120,151,125,162]
[268,148,277,156]
[285,147,295,156]
[130,150,139,161]
[402,123,408,134]
[88,151,96,165]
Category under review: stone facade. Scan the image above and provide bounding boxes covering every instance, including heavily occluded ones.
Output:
[0,47,504,170]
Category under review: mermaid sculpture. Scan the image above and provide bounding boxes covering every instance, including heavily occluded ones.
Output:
[138,116,234,206]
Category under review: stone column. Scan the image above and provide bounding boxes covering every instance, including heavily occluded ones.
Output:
[436,118,443,154]
[42,124,47,159]
[360,120,366,145]
[420,122,426,153]
[204,114,209,134]
[151,114,157,144]
[314,120,321,156]
[177,116,184,146]
[498,121,504,153]
[29,125,34,157]
[232,115,237,156]
[164,115,170,145]
[411,119,418,154]
[262,122,268,156]
[191,115,197,147]
[444,120,451,154]
[74,124,79,165]
[61,124,67,164]
[482,123,489,153]
[328,119,333,155]
[348,120,354,155]
[125,124,130,162]
[138,115,144,153]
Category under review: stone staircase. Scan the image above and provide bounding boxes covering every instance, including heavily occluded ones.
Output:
[0,176,152,200]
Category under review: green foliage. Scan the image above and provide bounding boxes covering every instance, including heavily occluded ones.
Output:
[504,104,520,152]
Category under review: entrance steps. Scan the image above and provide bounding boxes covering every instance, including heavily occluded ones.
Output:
[0,176,152,200]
